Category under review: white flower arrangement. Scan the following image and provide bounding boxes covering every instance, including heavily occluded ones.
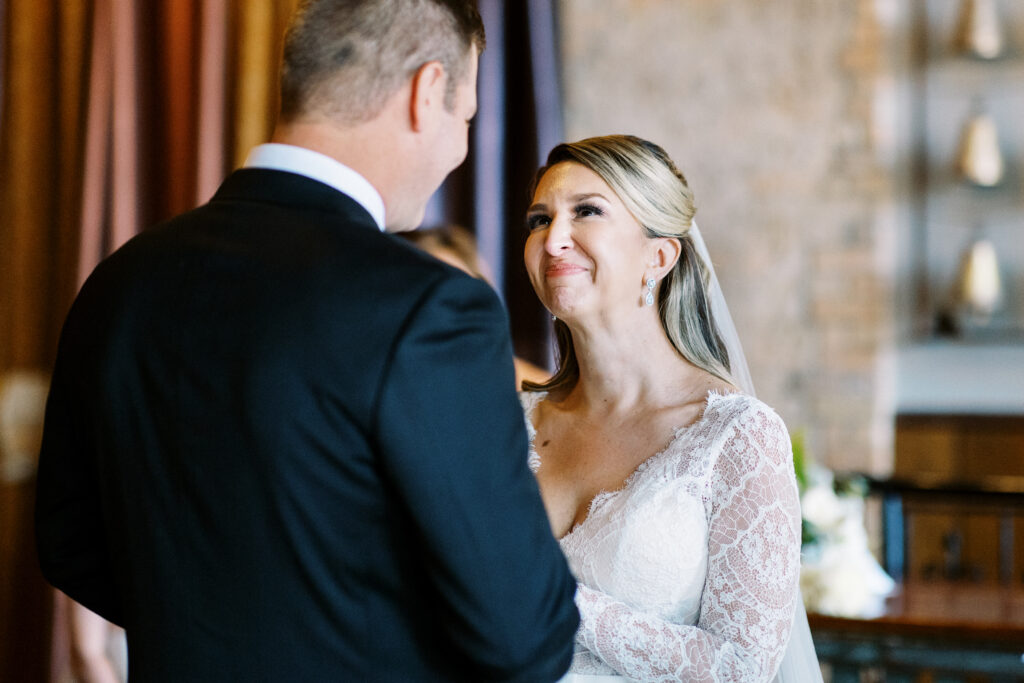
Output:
[794,436,896,618]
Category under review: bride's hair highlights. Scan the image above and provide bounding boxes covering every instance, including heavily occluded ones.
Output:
[523,134,734,393]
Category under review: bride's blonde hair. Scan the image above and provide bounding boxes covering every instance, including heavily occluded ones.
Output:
[522,134,734,393]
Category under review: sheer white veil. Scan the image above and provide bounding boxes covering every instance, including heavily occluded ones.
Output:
[690,221,823,683]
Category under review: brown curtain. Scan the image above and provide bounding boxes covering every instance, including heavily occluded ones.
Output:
[0,2,297,680]
[231,0,298,170]
[0,0,297,372]
[0,0,90,374]
[77,0,297,284]
[0,2,92,680]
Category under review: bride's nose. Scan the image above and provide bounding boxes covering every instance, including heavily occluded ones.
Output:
[544,214,573,255]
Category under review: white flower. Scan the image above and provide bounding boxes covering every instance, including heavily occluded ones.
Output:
[801,483,844,530]
[799,469,895,618]
[802,540,895,617]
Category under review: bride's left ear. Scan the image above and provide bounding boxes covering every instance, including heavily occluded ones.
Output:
[645,237,682,280]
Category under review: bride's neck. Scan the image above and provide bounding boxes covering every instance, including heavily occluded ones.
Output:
[565,312,694,413]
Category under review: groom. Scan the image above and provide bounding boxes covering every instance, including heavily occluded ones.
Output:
[34,1,578,680]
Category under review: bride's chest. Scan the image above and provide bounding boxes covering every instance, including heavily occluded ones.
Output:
[560,468,711,621]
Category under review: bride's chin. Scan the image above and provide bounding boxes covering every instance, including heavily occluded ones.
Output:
[546,300,577,322]
[545,287,583,314]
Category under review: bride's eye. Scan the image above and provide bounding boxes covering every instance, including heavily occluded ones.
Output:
[527,214,550,231]
[575,203,604,218]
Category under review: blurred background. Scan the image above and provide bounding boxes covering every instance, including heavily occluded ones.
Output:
[2,0,1023,680]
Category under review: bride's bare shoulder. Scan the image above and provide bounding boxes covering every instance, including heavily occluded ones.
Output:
[677,369,737,407]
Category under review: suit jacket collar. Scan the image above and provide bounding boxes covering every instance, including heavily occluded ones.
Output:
[211,168,381,234]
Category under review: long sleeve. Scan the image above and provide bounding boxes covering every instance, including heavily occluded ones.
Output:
[375,274,578,682]
[572,403,801,682]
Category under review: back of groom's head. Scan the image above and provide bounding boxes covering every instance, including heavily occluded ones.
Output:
[280,0,486,126]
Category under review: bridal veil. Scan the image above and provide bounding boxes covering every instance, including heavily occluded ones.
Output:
[690,221,824,683]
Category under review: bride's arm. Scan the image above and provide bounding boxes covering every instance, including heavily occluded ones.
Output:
[573,402,802,682]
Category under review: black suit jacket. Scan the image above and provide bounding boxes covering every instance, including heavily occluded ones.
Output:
[35,169,578,681]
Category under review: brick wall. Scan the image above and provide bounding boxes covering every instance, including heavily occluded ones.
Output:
[558,0,907,472]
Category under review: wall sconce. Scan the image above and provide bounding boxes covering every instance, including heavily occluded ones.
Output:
[956,108,1004,187]
[0,370,50,484]
[953,0,1004,59]
[950,238,1003,330]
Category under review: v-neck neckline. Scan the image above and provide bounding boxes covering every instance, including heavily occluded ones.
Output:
[523,389,742,541]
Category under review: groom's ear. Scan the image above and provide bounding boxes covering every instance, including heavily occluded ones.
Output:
[647,237,682,278]
[408,60,446,133]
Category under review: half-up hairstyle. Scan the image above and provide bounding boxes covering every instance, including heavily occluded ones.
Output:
[522,134,734,393]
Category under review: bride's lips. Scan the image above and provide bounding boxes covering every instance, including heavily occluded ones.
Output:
[545,262,586,277]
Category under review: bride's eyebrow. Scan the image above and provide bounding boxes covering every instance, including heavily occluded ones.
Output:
[528,193,610,213]
[570,193,608,203]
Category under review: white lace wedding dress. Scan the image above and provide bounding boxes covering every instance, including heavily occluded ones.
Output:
[522,390,803,682]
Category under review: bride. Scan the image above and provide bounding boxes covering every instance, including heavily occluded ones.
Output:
[520,135,822,682]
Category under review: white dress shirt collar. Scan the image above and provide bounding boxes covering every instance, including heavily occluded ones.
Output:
[243,143,386,231]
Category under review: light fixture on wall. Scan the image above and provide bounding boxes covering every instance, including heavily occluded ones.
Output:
[955,106,1004,187]
[953,0,1004,60]
[0,370,50,484]
[950,236,1003,332]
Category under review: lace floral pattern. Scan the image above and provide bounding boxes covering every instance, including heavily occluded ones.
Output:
[521,391,801,682]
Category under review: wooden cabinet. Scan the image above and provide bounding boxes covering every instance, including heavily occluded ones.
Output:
[893,414,1024,585]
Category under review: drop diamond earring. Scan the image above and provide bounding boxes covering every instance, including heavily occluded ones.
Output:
[645,278,656,306]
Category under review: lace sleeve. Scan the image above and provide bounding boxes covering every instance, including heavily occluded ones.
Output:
[573,402,802,682]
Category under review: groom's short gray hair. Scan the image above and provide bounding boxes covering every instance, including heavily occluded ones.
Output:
[280,0,485,125]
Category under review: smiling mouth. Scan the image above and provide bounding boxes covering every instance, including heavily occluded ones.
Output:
[545,263,586,277]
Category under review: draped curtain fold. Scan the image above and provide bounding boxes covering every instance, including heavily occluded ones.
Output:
[0,3,93,678]
[0,0,90,373]
[1,0,297,375]
[231,0,298,169]
[77,0,298,286]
